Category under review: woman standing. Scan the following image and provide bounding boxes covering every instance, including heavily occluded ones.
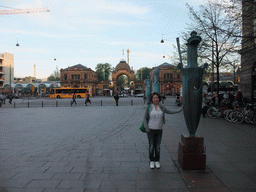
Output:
[143,92,183,169]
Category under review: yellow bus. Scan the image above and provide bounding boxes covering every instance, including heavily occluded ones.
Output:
[50,87,90,99]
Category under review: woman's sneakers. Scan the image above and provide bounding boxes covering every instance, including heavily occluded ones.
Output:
[150,161,160,169]
[155,161,161,169]
[150,161,155,169]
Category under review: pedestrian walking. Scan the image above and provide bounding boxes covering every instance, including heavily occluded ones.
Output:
[8,93,13,104]
[114,94,119,106]
[71,93,77,106]
[202,93,208,118]
[85,95,91,106]
[143,92,183,169]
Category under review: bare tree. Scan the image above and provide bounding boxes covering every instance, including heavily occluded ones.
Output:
[182,1,241,103]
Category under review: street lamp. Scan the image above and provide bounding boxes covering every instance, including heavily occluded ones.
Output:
[16,39,19,47]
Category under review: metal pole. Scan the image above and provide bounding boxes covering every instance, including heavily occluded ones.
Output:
[211,40,214,94]
[14,101,15,108]
[234,63,236,85]
[176,37,183,64]
[101,100,102,106]
[131,99,133,105]
[28,101,29,108]
[10,64,11,90]
[42,101,43,107]
[56,101,58,107]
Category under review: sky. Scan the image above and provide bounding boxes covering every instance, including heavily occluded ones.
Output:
[0,0,207,79]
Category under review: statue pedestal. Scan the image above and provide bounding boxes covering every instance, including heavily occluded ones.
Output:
[178,133,206,170]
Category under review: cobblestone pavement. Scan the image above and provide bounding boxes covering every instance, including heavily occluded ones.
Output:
[0,98,256,192]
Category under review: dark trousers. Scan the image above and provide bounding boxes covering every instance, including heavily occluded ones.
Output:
[115,100,118,106]
[202,106,207,117]
[71,99,77,106]
[147,129,163,161]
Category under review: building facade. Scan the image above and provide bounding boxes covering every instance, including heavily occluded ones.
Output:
[239,0,256,102]
[60,64,98,96]
[60,62,184,96]
[151,62,182,95]
[0,52,14,88]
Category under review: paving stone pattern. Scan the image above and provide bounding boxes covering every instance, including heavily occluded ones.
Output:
[0,98,256,191]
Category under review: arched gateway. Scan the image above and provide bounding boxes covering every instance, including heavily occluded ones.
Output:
[112,60,135,94]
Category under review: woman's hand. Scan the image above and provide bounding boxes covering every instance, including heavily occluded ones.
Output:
[181,105,183,110]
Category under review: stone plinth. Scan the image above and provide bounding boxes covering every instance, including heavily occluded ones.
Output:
[178,133,206,170]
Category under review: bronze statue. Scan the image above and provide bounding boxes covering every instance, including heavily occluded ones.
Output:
[178,31,207,137]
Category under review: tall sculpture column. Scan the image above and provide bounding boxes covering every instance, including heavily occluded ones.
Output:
[144,77,151,103]
[177,31,208,170]
[152,67,160,94]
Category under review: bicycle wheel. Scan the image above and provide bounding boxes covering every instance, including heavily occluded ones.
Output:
[227,111,235,122]
[244,112,253,124]
[231,111,244,124]
[224,110,232,121]
[207,107,217,118]
[253,114,256,125]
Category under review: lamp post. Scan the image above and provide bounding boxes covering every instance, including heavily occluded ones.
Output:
[10,64,11,92]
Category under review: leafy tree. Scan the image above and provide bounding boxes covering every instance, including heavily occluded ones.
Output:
[96,63,112,81]
[47,68,60,81]
[135,67,152,81]
[117,75,129,90]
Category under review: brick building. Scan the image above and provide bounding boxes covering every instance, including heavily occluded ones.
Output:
[151,62,182,95]
[60,64,98,96]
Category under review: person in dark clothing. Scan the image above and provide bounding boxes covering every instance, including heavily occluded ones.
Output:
[71,93,77,106]
[202,93,208,118]
[114,94,119,106]
[85,95,91,106]
[236,90,243,108]
[8,93,13,104]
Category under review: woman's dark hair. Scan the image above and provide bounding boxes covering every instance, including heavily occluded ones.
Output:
[150,92,161,103]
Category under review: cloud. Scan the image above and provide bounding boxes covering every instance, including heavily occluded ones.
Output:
[62,0,150,17]
[7,0,152,29]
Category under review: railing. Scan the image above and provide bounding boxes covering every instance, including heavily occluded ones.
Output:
[0,97,175,108]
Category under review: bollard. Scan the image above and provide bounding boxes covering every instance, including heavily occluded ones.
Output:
[71,101,72,107]
[144,99,145,104]
[42,101,43,107]
[28,101,29,108]
[101,100,102,106]
[131,99,133,106]
[14,102,15,108]
[56,101,58,107]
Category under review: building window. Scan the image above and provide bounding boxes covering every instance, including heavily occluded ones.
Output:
[64,74,67,80]
[78,74,80,79]
[177,74,180,79]
[167,74,170,79]
[164,74,166,79]
[71,75,74,79]
[170,73,173,79]
[84,74,87,80]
